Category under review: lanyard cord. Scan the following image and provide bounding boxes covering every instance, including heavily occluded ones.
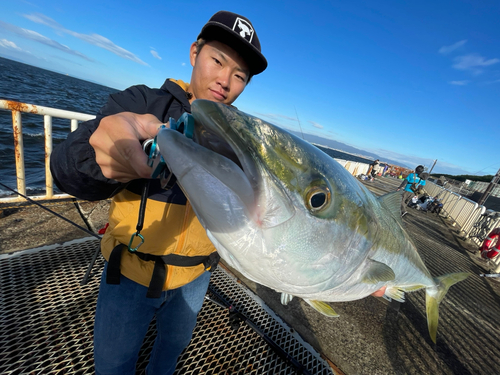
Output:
[128,179,150,252]
[128,112,193,252]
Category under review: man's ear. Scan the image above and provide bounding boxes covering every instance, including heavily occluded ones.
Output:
[189,42,198,67]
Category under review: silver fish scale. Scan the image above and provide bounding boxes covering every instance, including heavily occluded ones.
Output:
[0,238,336,374]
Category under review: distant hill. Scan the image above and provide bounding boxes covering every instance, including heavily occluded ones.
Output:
[288,130,410,168]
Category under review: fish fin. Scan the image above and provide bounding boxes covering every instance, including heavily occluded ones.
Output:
[378,190,404,223]
[280,293,294,305]
[385,287,405,302]
[362,260,395,284]
[305,300,339,317]
[385,284,427,303]
[426,272,469,343]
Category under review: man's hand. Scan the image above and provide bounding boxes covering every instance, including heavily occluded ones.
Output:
[89,112,163,182]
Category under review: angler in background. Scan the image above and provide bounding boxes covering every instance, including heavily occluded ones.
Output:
[397,166,428,217]
[428,196,444,215]
[50,10,267,375]
[368,159,381,181]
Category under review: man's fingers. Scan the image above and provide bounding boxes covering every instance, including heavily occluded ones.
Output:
[129,113,165,139]
[97,151,151,181]
[117,139,153,178]
[90,112,164,182]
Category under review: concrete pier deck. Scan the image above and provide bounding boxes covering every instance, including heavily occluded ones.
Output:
[1,175,499,374]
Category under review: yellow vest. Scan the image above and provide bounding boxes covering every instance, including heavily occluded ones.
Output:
[101,189,216,290]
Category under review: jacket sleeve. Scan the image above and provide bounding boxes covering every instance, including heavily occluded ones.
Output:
[50,85,153,201]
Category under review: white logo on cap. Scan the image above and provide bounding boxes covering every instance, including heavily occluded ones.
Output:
[233,17,254,43]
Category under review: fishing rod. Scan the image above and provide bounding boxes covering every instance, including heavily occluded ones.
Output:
[0,181,102,284]
[205,286,313,375]
[0,181,101,240]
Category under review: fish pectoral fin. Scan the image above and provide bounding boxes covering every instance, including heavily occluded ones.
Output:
[280,293,294,305]
[386,284,426,302]
[385,287,405,302]
[362,260,395,284]
[305,300,339,317]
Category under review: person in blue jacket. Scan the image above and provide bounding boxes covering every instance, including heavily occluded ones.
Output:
[397,165,427,216]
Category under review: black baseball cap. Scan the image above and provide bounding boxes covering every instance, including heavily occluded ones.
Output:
[198,11,267,76]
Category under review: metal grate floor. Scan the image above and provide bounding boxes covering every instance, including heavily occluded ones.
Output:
[0,238,335,374]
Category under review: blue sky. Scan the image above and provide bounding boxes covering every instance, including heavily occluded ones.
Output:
[0,0,499,176]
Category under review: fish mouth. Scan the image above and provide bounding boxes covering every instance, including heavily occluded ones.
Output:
[156,99,296,231]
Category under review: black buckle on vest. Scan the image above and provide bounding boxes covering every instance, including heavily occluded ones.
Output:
[203,252,221,273]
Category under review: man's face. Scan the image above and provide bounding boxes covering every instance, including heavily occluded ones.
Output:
[188,40,249,105]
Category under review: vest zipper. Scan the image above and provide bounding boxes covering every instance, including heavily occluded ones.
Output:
[165,201,193,288]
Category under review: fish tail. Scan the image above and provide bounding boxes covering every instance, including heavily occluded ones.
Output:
[425,272,469,343]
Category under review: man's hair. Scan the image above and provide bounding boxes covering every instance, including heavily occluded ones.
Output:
[195,38,253,83]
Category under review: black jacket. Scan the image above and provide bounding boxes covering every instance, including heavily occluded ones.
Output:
[50,79,191,201]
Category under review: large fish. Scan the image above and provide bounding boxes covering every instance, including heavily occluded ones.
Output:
[156,99,468,343]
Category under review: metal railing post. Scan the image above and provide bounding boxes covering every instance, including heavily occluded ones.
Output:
[71,118,78,132]
[12,110,26,196]
[44,114,53,198]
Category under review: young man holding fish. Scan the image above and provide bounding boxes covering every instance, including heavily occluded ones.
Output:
[51,10,387,374]
[51,11,267,375]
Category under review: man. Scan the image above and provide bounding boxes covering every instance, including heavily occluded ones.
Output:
[51,10,387,373]
[397,166,427,217]
[51,11,267,375]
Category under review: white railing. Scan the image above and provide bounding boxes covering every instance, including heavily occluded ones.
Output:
[335,159,370,176]
[0,100,95,203]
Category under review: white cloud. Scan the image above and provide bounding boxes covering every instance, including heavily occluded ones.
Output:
[24,12,62,29]
[23,12,148,66]
[452,54,500,75]
[309,120,323,129]
[449,80,469,85]
[0,20,93,61]
[150,50,161,60]
[0,38,23,51]
[438,39,467,55]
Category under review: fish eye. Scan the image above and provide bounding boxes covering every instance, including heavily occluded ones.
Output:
[306,186,331,212]
[311,192,326,208]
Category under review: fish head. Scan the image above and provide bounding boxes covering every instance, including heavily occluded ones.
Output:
[156,100,376,295]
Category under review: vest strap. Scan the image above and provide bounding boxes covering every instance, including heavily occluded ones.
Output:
[105,244,220,298]
[106,244,126,285]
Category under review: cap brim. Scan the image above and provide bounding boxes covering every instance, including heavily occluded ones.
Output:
[198,23,267,75]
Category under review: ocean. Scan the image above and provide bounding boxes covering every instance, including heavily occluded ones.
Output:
[0,57,373,198]
[0,57,119,197]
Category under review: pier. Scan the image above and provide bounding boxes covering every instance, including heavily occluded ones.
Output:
[1,175,499,374]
